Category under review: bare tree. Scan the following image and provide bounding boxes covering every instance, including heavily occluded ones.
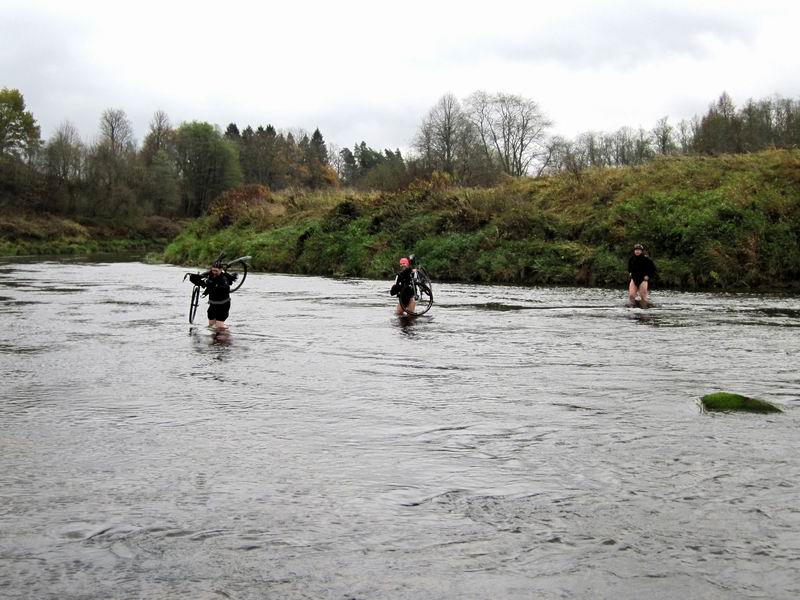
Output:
[431,93,462,174]
[577,131,601,168]
[610,127,635,166]
[141,110,174,165]
[99,108,135,156]
[465,90,494,167]
[89,108,137,217]
[45,121,84,182]
[466,91,552,176]
[651,116,677,155]
[413,93,471,175]
[413,115,436,172]
[545,136,584,178]
[676,119,693,154]
[150,110,170,145]
[327,143,344,180]
[633,127,654,164]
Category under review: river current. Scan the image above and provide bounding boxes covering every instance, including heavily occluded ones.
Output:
[1,258,798,599]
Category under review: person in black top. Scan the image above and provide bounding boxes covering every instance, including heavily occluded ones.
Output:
[628,243,656,307]
[189,260,237,328]
[390,257,416,316]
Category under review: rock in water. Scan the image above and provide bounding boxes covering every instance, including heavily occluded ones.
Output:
[700,392,782,413]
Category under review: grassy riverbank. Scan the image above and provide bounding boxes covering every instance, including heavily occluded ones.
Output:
[0,212,186,257]
[164,149,800,291]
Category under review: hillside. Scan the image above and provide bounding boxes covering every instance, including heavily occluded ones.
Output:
[164,149,800,291]
[0,213,184,256]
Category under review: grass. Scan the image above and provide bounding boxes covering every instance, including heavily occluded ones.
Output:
[0,212,187,256]
[158,149,799,291]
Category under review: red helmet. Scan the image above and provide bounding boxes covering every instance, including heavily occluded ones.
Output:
[399,257,410,267]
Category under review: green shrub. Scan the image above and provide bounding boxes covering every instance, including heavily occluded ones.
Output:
[157,149,800,292]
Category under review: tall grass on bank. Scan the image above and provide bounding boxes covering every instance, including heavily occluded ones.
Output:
[164,150,800,291]
[0,213,185,256]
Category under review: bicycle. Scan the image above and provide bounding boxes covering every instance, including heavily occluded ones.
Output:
[183,253,251,324]
[400,255,434,316]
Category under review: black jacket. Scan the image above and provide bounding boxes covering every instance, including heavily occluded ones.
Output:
[190,272,235,303]
[390,267,414,301]
[628,254,656,282]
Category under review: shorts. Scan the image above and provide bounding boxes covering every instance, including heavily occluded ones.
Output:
[207,301,230,322]
[398,287,415,306]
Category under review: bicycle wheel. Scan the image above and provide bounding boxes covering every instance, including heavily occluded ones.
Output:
[403,268,433,316]
[225,260,248,292]
[189,285,201,324]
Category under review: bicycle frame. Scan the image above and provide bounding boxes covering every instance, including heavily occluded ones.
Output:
[183,254,252,323]
[401,263,433,316]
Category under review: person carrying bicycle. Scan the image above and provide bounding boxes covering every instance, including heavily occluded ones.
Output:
[189,260,237,328]
[390,256,416,316]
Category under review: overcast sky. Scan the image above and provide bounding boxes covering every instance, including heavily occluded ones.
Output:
[3,0,800,152]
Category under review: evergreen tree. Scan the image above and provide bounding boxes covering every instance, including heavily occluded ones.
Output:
[340,147,358,185]
[305,128,335,188]
[224,123,241,140]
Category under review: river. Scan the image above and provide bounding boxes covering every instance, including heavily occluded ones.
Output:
[1,258,798,599]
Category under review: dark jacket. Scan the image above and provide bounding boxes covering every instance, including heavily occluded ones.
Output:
[190,272,235,304]
[390,267,414,303]
[628,254,656,284]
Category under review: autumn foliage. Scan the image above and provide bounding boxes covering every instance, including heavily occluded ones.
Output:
[207,184,272,227]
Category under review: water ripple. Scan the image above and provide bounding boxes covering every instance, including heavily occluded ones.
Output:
[0,258,798,599]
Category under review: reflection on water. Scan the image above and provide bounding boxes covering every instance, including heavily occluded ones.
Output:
[394,314,431,338]
[1,258,799,600]
[627,308,658,326]
[190,327,234,357]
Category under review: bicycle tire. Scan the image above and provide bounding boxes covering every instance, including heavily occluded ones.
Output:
[189,285,201,324]
[225,260,248,292]
[402,267,433,316]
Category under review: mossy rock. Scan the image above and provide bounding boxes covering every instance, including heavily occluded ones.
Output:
[700,392,782,413]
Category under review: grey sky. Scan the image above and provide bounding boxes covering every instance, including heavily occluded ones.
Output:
[2,0,799,152]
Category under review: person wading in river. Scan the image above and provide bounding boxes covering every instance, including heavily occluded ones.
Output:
[390,257,416,316]
[628,243,656,307]
[189,261,237,328]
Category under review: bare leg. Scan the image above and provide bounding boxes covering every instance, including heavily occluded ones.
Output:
[208,319,216,328]
[395,298,416,316]
[639,281,649,306]
[628,280,638,305]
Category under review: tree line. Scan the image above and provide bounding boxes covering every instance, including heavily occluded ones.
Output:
[0,89,338,218]
[548,92,800,175]
[2,86,800,221]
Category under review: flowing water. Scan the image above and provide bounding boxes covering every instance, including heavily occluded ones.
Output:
[1,258,798,600]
